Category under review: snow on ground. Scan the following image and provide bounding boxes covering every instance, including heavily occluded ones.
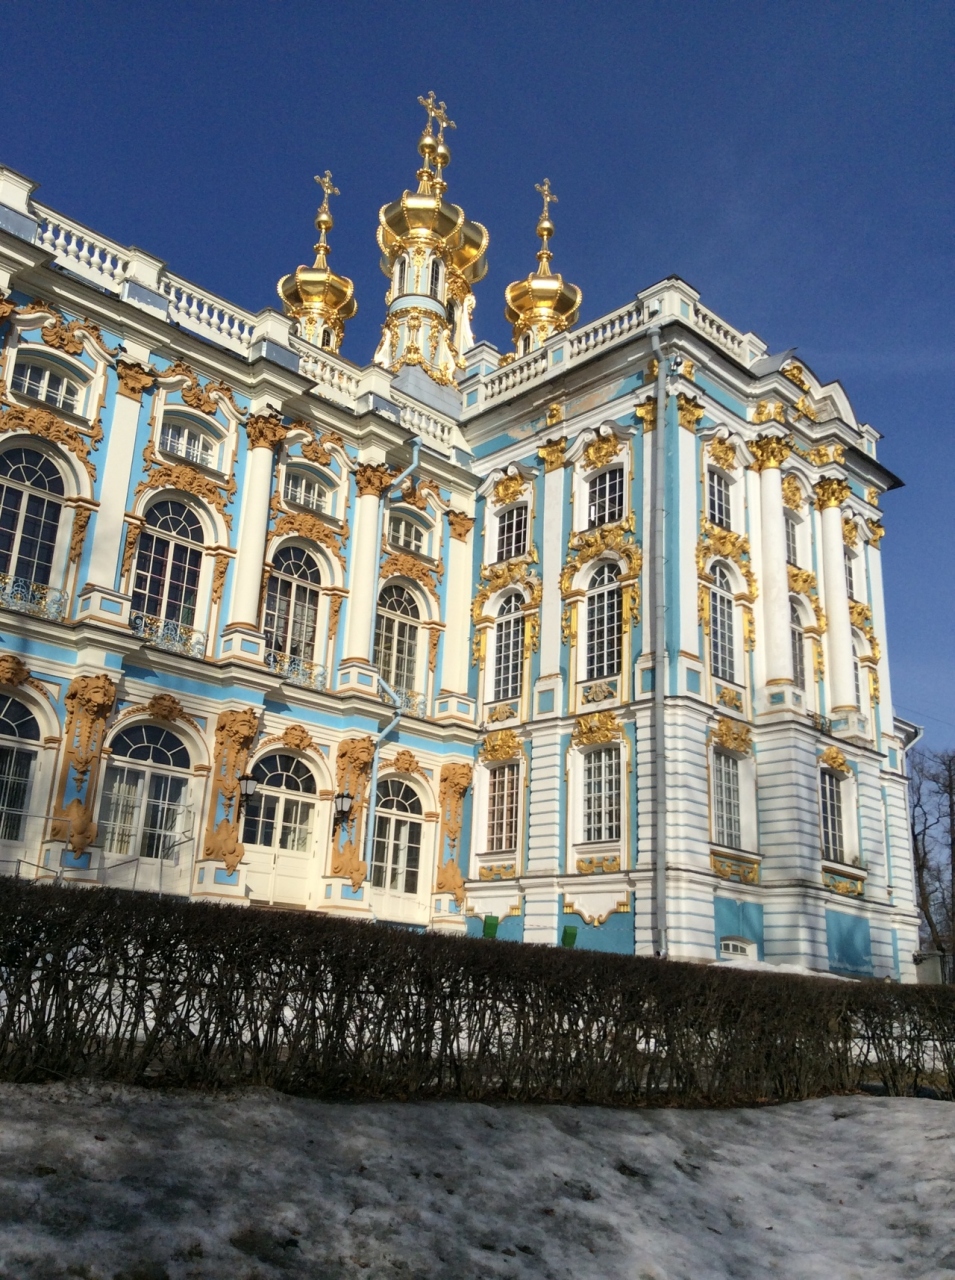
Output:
[0,1085,952,1280]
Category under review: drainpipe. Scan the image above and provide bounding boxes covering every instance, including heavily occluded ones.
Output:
[361,437,422,882]
[649,328,669,958]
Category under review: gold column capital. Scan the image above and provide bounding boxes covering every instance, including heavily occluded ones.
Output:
[749,434,791,471]
[814,477,851,509]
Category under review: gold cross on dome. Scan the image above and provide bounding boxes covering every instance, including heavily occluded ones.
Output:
[314,169,339,209]
[536,178,558,218]
[418,91,456,139]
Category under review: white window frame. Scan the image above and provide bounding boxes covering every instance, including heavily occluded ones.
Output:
[159,420,219,470]
[11,358,86,416]
[388,514,425,554]
[284,469,327,514]
[709,564,736,684]
[492,594,525,704]
[582,746,622,844]
[587,467,625,529]
[707,469,732,530]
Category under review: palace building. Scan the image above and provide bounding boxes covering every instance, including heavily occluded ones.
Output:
[0,95,920,978]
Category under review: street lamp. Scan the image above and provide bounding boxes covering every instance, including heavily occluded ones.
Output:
[236,773,258,826]
[333,791,353,828]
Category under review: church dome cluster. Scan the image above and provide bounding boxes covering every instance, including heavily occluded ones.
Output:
[275,91,581,380]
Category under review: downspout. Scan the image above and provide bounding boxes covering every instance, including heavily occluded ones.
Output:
[361,437,422,882]
[649,328,669,957]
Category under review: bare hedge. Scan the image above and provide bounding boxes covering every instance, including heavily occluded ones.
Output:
[0,880,951,1105]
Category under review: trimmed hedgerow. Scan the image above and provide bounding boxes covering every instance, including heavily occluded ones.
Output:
[0,880,951,1105]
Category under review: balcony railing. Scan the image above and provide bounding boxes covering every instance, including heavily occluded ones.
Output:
[0,574,68,621]
[808,711,833,735]
[266,651,328,691]
[130,612,206,658]
[386,687,427,718]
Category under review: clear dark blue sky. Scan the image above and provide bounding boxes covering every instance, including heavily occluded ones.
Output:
[4,1,952,744]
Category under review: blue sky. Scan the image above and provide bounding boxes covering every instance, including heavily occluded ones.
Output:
[4,1,952,743]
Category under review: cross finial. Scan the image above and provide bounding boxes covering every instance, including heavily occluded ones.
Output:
[418,91,456,139]
[536,178,558,220]
[418,91,439,134]
[314,169,339,211]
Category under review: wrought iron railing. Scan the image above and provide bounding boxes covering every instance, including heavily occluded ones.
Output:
[130,612,206,658]
[265,651,328,691]
[386,687,427,718]
[808,711,833,735]
[0,574,68,621]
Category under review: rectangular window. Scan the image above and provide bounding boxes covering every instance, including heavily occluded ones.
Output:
[586,578,622,680]
[713,751,741,850]
[820,772,844,862]
[141,772,187,860]
[588,468,624,528]
[844,548,855,600]
[373,613,418,692]
[785,516,799,567]
[12,362,79,413]
[584,747,621,843]
[284,472,325,512]
[487,763,520,852]
[496,506,527,562]
[389,516,423,553]
[708,471,731,529]
[791,625,806,691]
[710,589,735,683]
[160,424,213,468]
[494,614,525,702]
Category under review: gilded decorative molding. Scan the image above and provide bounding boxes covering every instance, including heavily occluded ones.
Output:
[116,360,156,400]
[435,761,472,907]
[582,680,616,704]
[813,636,826,681]
[682,359,695,381]
[819,745,850,774]
[545,402,564,427]
[803,443,845,467]
[787,565,827,631]
[487,703,517,722]
[135,441,236,529]
[583,433,622,471]
[782,362,810,392]
[68,506,91,565]
[492,473,526,506]
[537,437,567,472]
[246,413,288,451]
[711,716,752,755]
[384,748,426,778]
[866,487,880,508]
[696,517,757,598]
[479,863,516,881]
[0,654,52,703]
[427,625,440,674]
[742,605,756,652]
[749,435,791,471]
[396,476,441,512]
[842,517,859,547]
[793,395,817,422]
[708,437,737,472]
[711,852,759,884]
[0,297,15,324]
[781,474,805,511]
[560,515,641,598]
[822,871,864,897]
[0,394,97,482]
[753,401,786,425]
[121,518,143,578]
[158,359,237,415]
[697,581,711,634]
[115,692,199,732]
[273,508,348,568]
[472,557,542,626]
[38,309,111,357]
[259,723,315,752]
[848,600,880,661]
[331,735,375,889]
[867,519,885,546]
[677,394,704,433]
[202,707,259,873]
[480,729,522,762]
[300,428,345,468]
[380,549,442,602]
[211,552,230,605]
[355,462,396,498]
[327,592,344,644]
[577,854,621,874]
[572,711,623,747]
[51,674,117,855]
[635,397,656,433]
[446,510,474,541]
[716,686,743,711]
[563,895,630,925]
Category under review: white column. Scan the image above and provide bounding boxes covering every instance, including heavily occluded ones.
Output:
[441,511,473,693]
[229,416,286,627]
[342,464,391,661]
[538,449,565,679]
[86,362,150,588]
[816,478,855,712]
[752,437,793,688]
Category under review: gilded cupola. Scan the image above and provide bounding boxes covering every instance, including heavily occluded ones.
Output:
[373,92,489,386]
[277,170,357,353]
[504,179,582,355]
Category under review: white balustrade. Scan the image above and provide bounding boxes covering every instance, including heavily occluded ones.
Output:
[293,340,361,408]
[689,302,745,358]
[34,211,129,293]
[395,400,453,450]
[566,302,642,361]
[159,277,255,354]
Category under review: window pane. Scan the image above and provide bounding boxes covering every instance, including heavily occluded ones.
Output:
[820,773,844,862]
[586,579,622,680]
[0,746,34,841]
[791,624,805,690]
[99,766,145,858]
[713,752,741,849]
[496,506,528,562]
[242,793,278,848]
[487,763,519,852]
[588,468,624,528]
[710,583,735,682]
[279,797,313,851]
[13,493,61,585]
[584,747,621,843]
[785,517,799,567]
[708,472,731,529]
[494,612,525,702]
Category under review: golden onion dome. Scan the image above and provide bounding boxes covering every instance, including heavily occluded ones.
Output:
[277,170,357,350]
[504,179,581,349]
[377,92,488,285]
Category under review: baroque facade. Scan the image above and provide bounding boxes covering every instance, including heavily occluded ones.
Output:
[0,98,920,978]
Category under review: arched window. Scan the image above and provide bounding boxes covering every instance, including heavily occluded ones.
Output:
[429,258,441,299]
[494,593,525,703]
[0,694,40,842]
[708,470,731,529]
[284,470,326,513]
[264,546,321,671]
[396,258,407,296]
[99,725,190,861]
[0,447,65,590]
[321,329,332,349]
[586,563,621,681]
[583,746,621,843]
[131,501,203,632]
[242,752,316,852]
[588,468,624,528]
[710,565,735,683]
[496,505,527,562]
[820,771,844,862]
[371,779,422,894]
[521,333,531,356]
[12,361,81,413]
[791,602,806,691]
[388,515,423,553]
[374,584,419,693]
[159,420,215,468]
[713,751,741,849]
